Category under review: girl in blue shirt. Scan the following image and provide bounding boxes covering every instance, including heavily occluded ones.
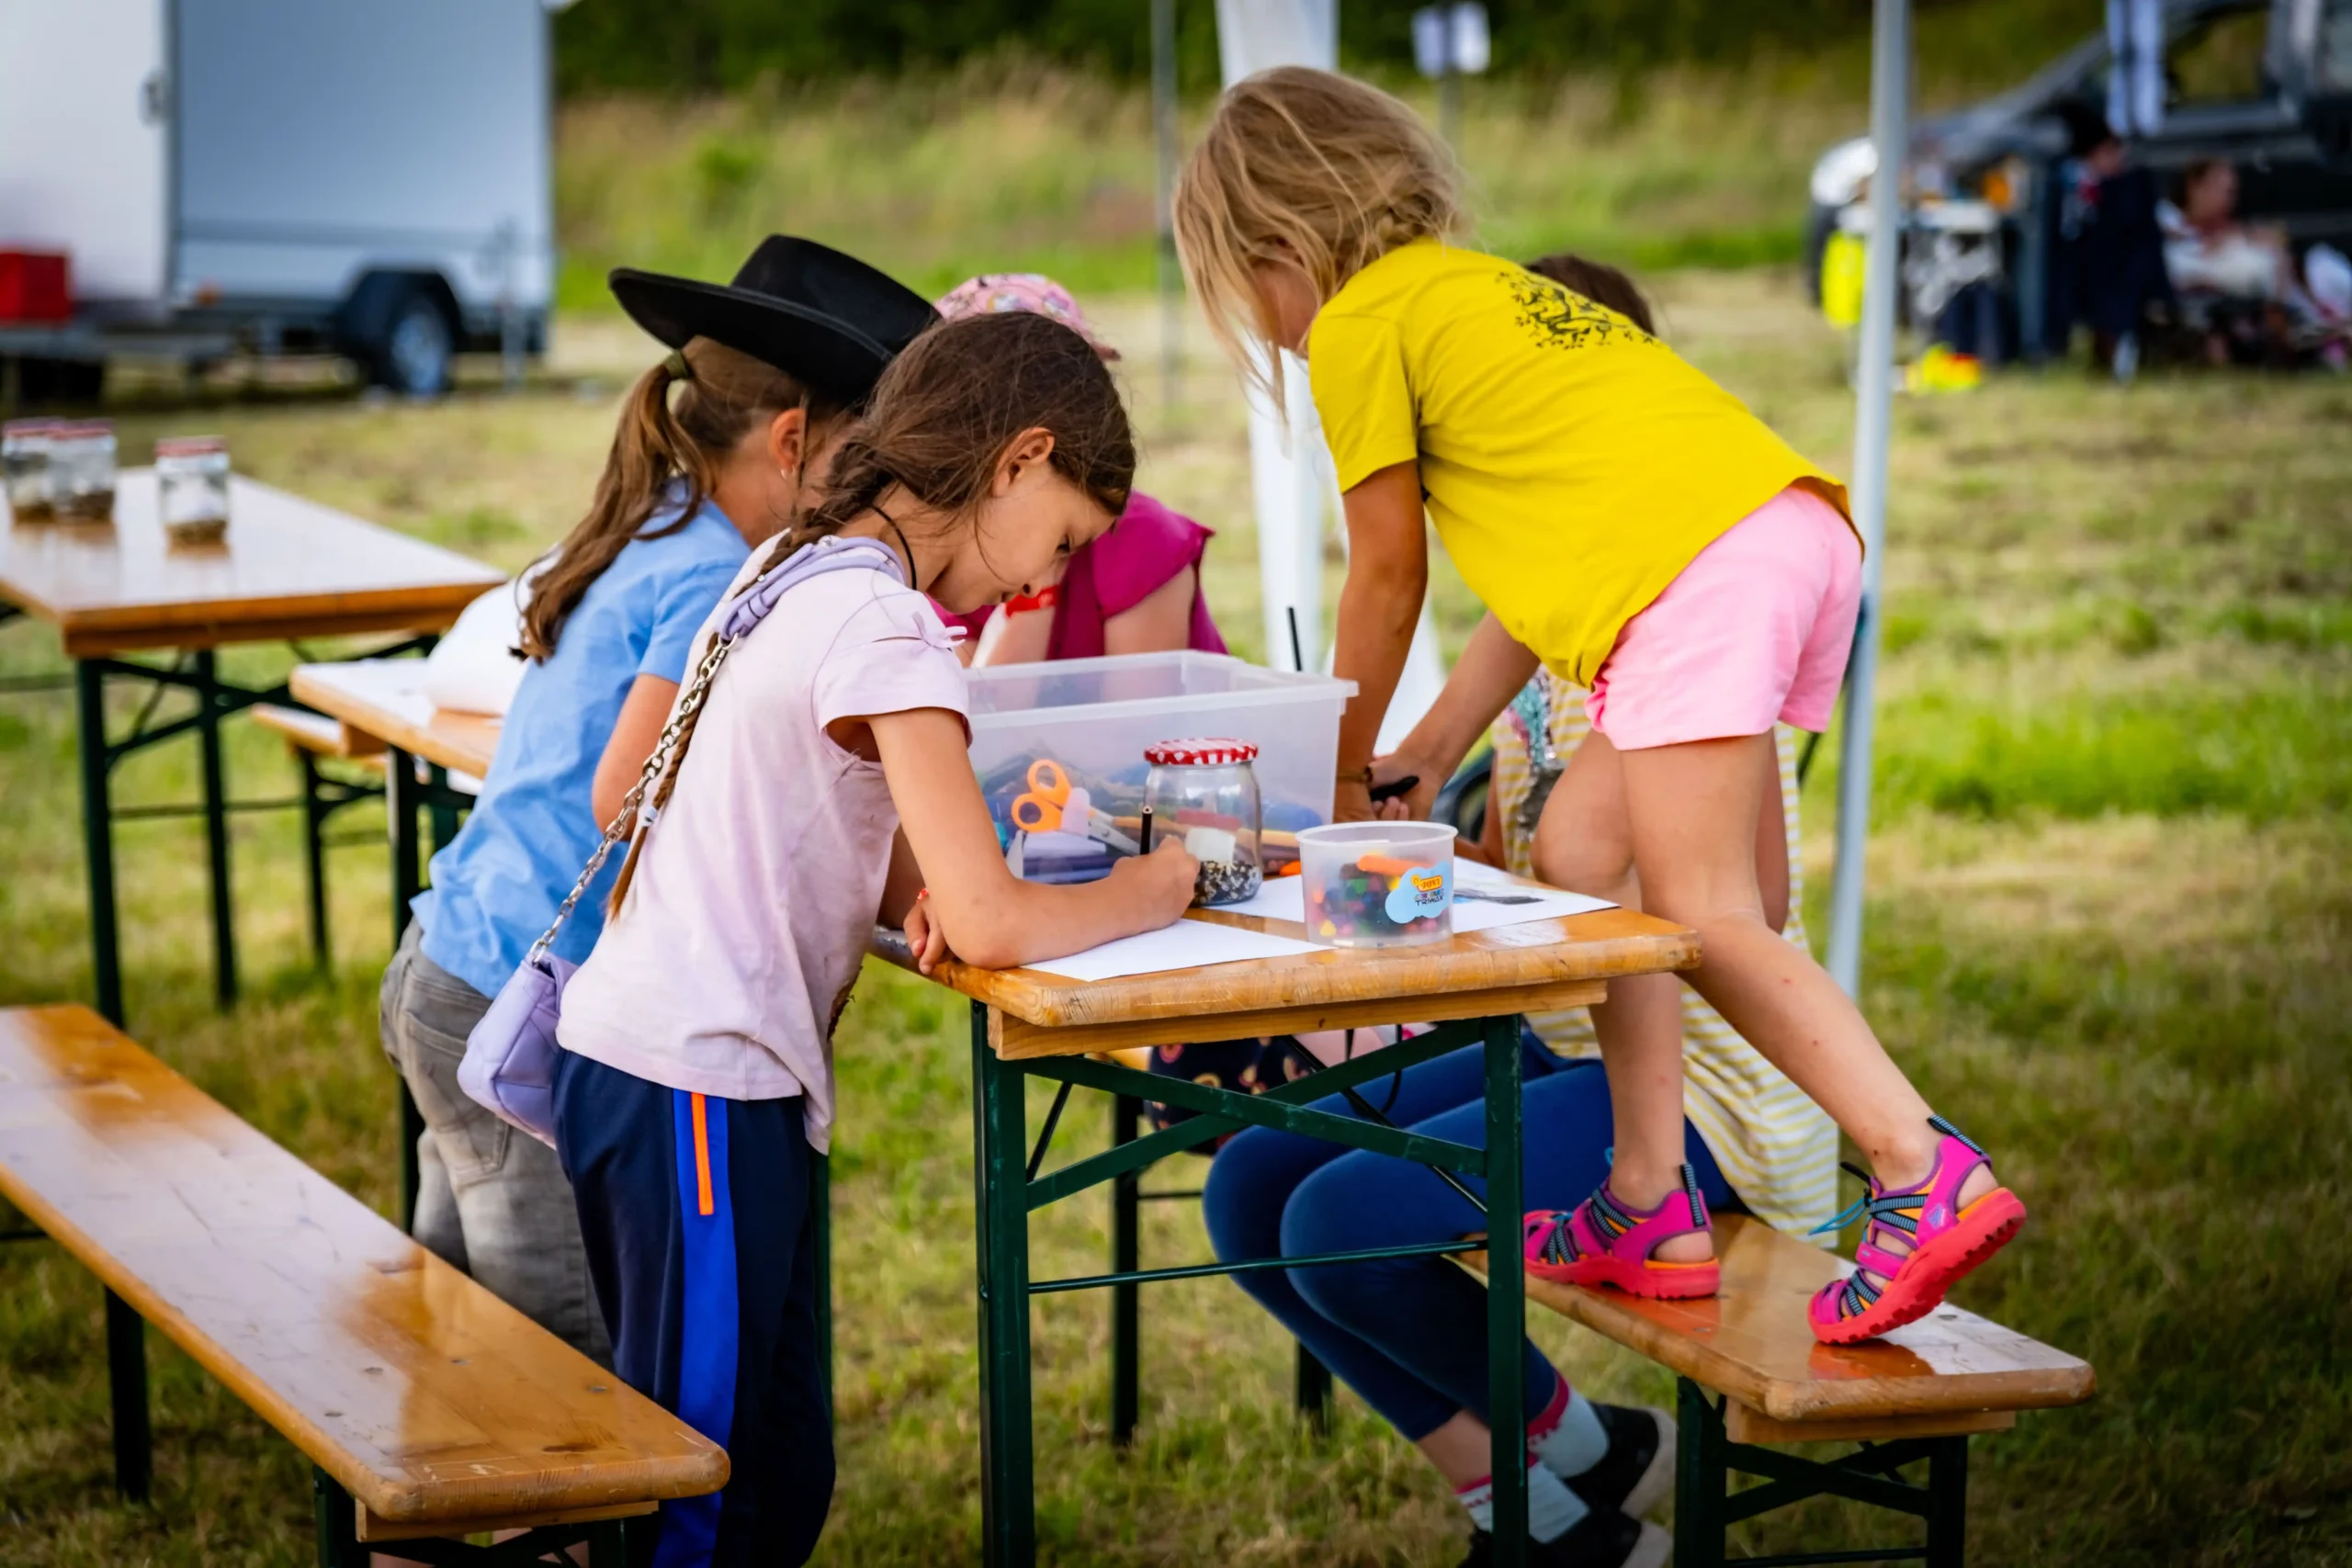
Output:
[379,237,935,1359]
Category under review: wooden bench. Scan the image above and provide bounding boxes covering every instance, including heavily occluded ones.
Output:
[1466,1213,2095,1566]
[0,1004,726,1562]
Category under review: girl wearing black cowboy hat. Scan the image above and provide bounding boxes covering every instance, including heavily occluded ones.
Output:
[379,236,933,1384]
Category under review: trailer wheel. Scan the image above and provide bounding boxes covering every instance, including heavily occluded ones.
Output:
[1,355,106,410]
[371,287,456,397]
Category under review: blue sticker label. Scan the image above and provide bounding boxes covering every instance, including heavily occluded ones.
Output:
[1383,863,1453,924]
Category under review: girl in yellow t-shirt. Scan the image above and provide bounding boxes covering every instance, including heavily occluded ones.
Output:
[1174,68,2024,1354]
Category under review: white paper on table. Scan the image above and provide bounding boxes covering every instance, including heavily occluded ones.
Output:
[1449,860,1616,932]
[1023,918,1321,983]
[1212,862,1615,932]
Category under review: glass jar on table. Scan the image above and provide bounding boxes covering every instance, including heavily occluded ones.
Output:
[48,422,117,521]
[1143,738,1264,907]
[156,435,232,546]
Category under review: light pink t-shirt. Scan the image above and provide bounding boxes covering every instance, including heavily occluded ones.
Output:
[556,556,968,1151]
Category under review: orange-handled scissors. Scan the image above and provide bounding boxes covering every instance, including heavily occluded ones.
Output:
[1009,759,1072,833]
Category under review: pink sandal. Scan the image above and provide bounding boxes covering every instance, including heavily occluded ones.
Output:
[1524,1164,1720,1300]
[1808,1116,2029,1345]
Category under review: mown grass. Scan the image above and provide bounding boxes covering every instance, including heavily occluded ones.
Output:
[4,271,2349,1565]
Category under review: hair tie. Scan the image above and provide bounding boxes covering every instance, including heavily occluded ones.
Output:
[662,349,692,382]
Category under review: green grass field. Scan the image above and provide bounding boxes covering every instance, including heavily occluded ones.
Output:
[3,269,2348,1565]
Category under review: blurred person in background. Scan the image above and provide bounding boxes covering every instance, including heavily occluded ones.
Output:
[925,275,1228,663]
[2047,101,2173,378]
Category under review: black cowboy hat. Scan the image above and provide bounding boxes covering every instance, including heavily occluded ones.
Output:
[609,236,937,406]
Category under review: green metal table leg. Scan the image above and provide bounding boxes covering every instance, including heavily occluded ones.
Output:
[388,746,424,1232]
[194,649,237,1010]
[311,1466,362,1568]
[298,750,332,969]
[1675,1378,1728,1568]
[1927,1435,1969,1568]
[972,1002,1035,1567]
[814,1148,833,1408]
[1110,1093,1140,1447]
[106,1287,150,1501]
[398,1081,425,1234]
[388,746,420,946]
[425,762,460,853]
[587,1517,631,1568]
[74,660,124,1027]
[1482,1014,1528,1565]
[1293,1345,1332,1434]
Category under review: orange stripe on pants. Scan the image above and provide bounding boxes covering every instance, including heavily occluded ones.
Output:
[691,1092,715,1217]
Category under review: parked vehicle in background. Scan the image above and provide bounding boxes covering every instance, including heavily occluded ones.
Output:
[1804,0,2352,356]
[0,0,562,404]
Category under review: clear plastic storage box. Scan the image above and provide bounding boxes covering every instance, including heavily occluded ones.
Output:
[965,652,1355,853]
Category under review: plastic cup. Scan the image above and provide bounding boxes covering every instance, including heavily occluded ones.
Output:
[1296,821,1457,948]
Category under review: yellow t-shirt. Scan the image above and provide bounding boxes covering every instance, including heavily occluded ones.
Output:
[1307,239,1850,687]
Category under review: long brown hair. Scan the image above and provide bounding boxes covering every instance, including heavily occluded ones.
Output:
[1174,66,1462,410]
[755,309,1134,576]
[608,311,1133,913]
[519,335,846,660]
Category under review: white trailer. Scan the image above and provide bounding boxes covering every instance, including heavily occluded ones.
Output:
[0,0,560,399]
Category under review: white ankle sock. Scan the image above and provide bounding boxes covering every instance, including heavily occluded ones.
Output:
[1455,1461,1591,1544]
[1532,1389,1611,1480]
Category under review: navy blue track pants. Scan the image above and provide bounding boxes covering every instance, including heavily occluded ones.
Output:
[554,1049,832,1568]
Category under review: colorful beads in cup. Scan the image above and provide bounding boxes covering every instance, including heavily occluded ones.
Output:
[1295,822,1456,948]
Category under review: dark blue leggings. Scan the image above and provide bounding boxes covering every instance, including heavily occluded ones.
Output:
[1199,1036,1735,1442]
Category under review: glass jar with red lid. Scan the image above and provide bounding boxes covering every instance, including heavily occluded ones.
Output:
[1142,738,1263,906]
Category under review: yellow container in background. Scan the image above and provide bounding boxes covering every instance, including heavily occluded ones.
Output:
[1821,229,1866,329]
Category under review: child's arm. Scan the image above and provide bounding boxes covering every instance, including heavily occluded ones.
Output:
[869,706,1199,973]
[590,674,683,827]
[1371,614,1540,821]
[1331,460,1430,820]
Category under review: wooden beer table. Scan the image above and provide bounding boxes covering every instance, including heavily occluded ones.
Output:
[876,902,1699,1568]
[0,472,499,1027]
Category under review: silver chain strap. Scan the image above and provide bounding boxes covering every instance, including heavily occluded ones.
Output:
[524,627,742,964]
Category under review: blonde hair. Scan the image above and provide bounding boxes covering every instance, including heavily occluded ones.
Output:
[1173,66,1462,408]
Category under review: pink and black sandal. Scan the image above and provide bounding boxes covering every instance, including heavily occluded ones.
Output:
[1808,1115,2029,1345]
[1523,1164,1720,1300]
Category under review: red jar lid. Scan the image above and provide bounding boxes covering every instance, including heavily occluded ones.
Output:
[1145,738,1259,766]
[155,435,226,457]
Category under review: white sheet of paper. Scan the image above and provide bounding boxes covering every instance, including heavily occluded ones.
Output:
[1023,918,1321,983]
[1211,862,1615,932]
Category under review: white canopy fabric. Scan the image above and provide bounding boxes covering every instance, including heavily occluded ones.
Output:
[1212,0,1448,750]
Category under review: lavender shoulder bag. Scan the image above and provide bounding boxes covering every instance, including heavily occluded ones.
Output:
[458,536,905,1146]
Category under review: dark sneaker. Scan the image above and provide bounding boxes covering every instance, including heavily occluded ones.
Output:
[1458,1507,1670,1568]
[1561,1403,1675,1520]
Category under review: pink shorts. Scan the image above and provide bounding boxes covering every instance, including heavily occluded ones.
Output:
[1587,484,1861,750]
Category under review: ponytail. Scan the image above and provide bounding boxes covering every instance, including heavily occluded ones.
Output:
[520,336,845,661]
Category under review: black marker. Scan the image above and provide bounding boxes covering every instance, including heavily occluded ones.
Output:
[1139,804,1154,852]
[1368,774,1419,804]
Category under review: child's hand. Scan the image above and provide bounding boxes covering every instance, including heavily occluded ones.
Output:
[1108,839,1201,927]
[1369,750,1440,821]
[904,889,951,975]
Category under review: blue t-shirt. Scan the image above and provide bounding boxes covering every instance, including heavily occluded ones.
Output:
[415,501,749,998]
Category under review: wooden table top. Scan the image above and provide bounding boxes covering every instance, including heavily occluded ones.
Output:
[1465,1214,2095,1426]
[0,1006,725,1526]
[0,470,501,656]
[290,659,501,778]
[875,901,1700,1058]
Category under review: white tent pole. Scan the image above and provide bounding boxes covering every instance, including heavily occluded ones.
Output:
[1826,0,1909,997]
[1152,0,1180,419]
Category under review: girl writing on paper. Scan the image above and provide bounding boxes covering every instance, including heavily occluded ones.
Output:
[550,311,1197,1564]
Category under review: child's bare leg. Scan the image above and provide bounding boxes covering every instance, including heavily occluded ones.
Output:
[1618,735,1996,1225]
[1531,731,1707,1261]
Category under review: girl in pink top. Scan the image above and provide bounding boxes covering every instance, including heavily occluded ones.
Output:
[552,312,1198,1566]
[929,274,1227,664]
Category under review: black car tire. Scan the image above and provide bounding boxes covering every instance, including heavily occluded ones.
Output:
[369,285,456,398]
[2,355,106,408]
